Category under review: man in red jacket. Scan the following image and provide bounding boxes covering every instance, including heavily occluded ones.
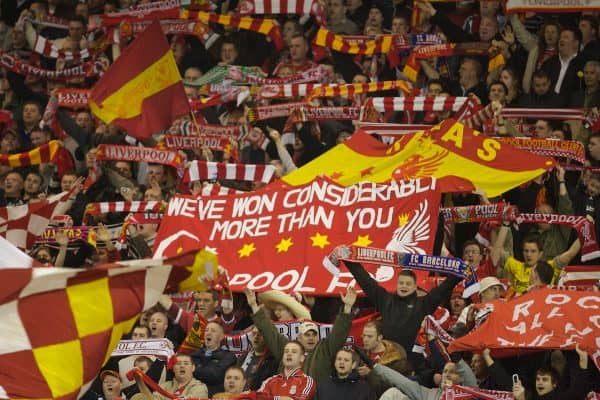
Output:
[258,341,316,400]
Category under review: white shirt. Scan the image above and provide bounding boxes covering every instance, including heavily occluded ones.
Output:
[554,53,577,94]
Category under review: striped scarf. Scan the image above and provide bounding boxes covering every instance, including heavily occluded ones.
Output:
[87,1,182,30]
[182,10,284,50]
[440,386,514,400]
[313,28,443,55]
[119,19,212,43]
[196,182,245,196]
[285,105,361,124]
[32,34,92,60]
[83,201,163,224]
[169,120,243,139]
[246,102,307,122]
[366,96,470,113]
[307,80,411,100]
[403,43,503,81]
[0,141,61,167]
[229,65,326,84]
[183,160,276,184]
[236,0,326,25]
[495,137,586,164]
[0,52,104,80]
[313,27,394,54]
[501,107,586,120]
[255,81,404,101]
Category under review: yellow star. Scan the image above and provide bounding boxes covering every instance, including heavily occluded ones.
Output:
[418,135,436,150]
[353,235,373,247]
[310,232,330,249]
[238,243,256,258]
[275,238,294,253]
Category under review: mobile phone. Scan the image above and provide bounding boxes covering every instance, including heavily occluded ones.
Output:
[512,374,520,385]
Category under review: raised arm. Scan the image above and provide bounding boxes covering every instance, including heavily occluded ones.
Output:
[344,261,393,311]
[245,288,288,363]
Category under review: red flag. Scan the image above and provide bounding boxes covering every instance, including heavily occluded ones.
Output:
[448,288,600,370]
[154,177,441,295]
[89,21,190,139]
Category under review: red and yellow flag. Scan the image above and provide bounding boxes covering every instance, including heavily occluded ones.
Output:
[89,21,190,140]
[282,119,556,197]
[0,140,60,167]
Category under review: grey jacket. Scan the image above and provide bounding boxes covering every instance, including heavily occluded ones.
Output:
[373,360,477,400]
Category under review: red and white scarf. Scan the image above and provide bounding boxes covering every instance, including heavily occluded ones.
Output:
[229,65,327,85]
[366,96,470,113]
[500,107,586,121]
[88,0,183,29]
[32,34,92,60]
[119,19,211,42]
[236,0,326,25]
[440,385,514,400]
[96,144,185,171]
[196,182,245,196]
[183,160,276,184]
[83,201,163,224]
[246,102,307,122]
[0,52,104,80]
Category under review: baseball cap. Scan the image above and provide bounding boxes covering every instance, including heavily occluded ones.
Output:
[478,277,505,294]
[298,321,318,336]
[100,370,120,381]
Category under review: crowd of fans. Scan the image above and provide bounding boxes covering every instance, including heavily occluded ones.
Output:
[1,0,600,398]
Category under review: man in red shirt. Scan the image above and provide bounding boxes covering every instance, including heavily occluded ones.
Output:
[258,341,316,400]
[272,35,317,77]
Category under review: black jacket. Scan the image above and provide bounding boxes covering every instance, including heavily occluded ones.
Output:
[541,54,586,98]
[190,347,236,397]
[345,261,461,355]
[315,371,375,400]
[237,350,279,391]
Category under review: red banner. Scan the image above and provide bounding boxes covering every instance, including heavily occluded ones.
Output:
[154,177,441,295]
[448,288,600,370]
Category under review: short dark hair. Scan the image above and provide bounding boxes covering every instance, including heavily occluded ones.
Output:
[533,69,551,81]
[427,79,446,92]
[462,240,483,255]
[561,26,582,44]
[131,324,151,337]
[134,355,153,366]
[580,15,599,33]
[196,289,220,301]
[364,320,383,336]
[399,269,417,282]
[535,261,554,285]
[488,80,508,95]
[536,366,560,385]
[522,235,543,251]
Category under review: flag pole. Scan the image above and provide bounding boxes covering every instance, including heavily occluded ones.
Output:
[189,110,202,135]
